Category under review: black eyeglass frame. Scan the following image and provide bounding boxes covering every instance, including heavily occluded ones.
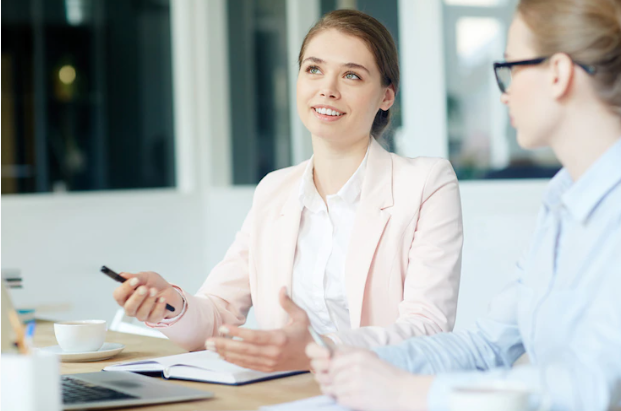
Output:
[493,57,597,93]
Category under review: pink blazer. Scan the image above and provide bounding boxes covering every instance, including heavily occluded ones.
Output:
[152,139,463,350]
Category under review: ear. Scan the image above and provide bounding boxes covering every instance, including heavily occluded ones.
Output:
[379,84,396,111]
[549,53,574,100]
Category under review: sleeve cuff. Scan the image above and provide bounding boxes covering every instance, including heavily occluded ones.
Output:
[146,285,187,328]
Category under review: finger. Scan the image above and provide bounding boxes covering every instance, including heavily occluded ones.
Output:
[218,350,280,372]
[112,274,142,307]
[123,286,149,317]
[306,342,330,360]
[320,384,336,398]
[119,272,136,281]
[313,368,332,386]
[135,288,159,322]
[331,349,372,374]
[310,358,332,374]
[147,296,168,323]
[206,337,263,355]
[219,325,287,346]
[279,287,308,322]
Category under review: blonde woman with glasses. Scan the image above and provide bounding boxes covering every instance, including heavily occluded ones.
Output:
[308,1,621,410]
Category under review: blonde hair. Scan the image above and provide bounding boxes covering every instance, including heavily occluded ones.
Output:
[298,9,400,138]
[517,0,621,116]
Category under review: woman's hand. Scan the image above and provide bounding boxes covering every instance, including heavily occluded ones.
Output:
[306,343,433,411]
[205,287,313,372]
[112,271,183,323]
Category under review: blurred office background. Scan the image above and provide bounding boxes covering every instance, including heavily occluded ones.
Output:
[2,0,553,331]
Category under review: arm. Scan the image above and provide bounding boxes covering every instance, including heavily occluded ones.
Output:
[331,159,464,348]
[425,254,621,411]
[373,277,526,375]
[147,209,254,351]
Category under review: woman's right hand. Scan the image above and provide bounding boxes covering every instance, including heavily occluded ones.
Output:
[112,271,184,323]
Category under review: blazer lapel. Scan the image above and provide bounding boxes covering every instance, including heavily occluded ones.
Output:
[345,139,394,329]
[271,180,303,325]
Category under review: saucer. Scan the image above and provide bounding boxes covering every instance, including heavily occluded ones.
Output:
[38,342,125,362]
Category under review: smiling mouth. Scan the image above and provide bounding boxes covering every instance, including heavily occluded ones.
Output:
[313,107,345,117]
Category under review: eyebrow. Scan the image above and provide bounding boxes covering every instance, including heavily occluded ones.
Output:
[301,57,370,74]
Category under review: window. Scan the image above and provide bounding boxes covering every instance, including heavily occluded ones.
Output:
[227,0,291,185]
[443,0,561,179]
[1,0,175,194]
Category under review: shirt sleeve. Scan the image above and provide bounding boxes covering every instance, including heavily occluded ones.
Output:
[373,278,525,375]
[145,286,187,325]
[330,159,464,348]
[376,237,621,411]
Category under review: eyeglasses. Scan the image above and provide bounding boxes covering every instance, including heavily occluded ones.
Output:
[493,57,596,94]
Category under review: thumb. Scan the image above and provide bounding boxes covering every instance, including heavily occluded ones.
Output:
[279,287,308,322]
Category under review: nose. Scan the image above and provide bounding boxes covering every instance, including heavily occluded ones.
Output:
[319,76,340,99]
[500,91,509,105]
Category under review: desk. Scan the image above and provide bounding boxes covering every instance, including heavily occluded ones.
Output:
[34,322,321,410]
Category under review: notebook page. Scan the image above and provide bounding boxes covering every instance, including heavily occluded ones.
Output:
[105,350,253,374]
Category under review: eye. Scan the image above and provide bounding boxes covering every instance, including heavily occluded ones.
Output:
[344,72,361,80]
[306,65,322,75]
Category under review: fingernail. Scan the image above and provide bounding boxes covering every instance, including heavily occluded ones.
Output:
[150,288,157,297]
[158,297,166,303]
[129,278,139,287]
[219,326,229,335]
[138,286,147,296]
[206,340,216,351]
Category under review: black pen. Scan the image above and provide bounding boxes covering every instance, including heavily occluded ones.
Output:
[101,265,175,312]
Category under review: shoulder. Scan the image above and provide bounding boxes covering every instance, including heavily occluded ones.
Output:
[253,161,308,202]
[390,154,458,197]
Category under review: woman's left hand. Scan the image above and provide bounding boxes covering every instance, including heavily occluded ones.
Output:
[315,347,434,411]
[205,287,313,372]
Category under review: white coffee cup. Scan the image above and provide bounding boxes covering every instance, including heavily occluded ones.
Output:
[449,381,549,411]
[54,320,107,352]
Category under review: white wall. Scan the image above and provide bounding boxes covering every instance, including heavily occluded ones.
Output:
[1,0,549,334]
[1,191,207,322]
[454,180,545,329]
[1,180,546,331]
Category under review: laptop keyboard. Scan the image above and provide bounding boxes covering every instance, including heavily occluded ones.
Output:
[62,375,139,404]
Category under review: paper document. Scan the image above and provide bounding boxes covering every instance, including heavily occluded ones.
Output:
[260,395,352,410]
[104,350,304,385]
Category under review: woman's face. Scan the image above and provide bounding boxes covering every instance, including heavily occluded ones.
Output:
[296,29,395,146]
[501,15,560,149]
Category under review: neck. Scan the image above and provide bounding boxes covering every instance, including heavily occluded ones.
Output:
[311,135,370,200]
[549,106,621,182]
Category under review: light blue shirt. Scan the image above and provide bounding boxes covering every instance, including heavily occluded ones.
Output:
[374,139,621,411]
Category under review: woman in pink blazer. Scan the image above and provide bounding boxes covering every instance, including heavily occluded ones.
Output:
[112,9,463,372]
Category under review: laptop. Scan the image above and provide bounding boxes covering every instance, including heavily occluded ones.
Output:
[61,371,213,410]
[1,282,213,409]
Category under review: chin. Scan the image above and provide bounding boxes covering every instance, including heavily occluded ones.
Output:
[308,122,345,140]
[516,130,546,150]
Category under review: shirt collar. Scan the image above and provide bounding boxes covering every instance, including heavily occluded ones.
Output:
[543,138,621,222]
[298,142,370,213]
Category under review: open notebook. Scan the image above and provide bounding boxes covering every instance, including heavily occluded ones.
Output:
[103,351,305,385]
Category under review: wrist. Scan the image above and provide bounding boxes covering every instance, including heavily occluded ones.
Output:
[163,287,184,319]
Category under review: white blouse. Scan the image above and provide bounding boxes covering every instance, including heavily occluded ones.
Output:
[291,147,369,334]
